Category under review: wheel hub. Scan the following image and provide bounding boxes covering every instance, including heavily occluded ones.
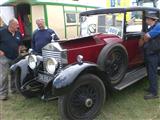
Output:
[113,63,118,70]
[85,98,93,108]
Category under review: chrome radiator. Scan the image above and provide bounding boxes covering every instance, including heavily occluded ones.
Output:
[42,49,62,72]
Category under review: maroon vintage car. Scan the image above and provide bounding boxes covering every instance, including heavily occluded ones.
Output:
[11,7,160,120]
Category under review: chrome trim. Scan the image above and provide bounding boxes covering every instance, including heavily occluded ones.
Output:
[42,49,62,73]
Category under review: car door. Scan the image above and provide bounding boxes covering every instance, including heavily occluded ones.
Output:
[122,10,144,68]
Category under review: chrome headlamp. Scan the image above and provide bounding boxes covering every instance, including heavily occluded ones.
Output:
[28,55,37,69]
[46,58,58,74]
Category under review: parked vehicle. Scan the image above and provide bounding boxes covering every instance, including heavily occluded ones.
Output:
[11,7,160,120]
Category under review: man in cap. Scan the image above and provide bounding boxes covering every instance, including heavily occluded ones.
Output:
[139,12,160,100]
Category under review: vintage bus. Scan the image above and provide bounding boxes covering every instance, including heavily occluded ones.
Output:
[0,0,97,48]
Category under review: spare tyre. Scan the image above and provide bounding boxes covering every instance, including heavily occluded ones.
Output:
[97,43,128,85]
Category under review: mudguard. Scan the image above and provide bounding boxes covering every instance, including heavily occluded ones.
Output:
[53,62,102,89]
[10,58,29,81]
[10,54,42,81]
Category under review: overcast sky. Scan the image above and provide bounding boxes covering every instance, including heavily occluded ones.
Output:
[0,0,6,5]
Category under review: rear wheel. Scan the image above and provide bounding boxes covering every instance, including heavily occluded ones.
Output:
[58,74,106,120]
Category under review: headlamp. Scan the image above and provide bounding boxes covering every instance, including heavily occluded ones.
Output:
[28,55,37,69]
[46,58,58,74]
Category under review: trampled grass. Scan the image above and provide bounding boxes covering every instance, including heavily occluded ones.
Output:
[1,78,160,120]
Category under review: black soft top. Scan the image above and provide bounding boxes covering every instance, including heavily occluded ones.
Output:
[80,7,160,16]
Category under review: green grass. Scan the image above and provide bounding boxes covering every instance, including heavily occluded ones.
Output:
[1,78,160,120]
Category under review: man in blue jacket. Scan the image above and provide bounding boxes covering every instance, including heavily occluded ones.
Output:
[32,18,59,54]
[0,18,22,100]
[139,12,160,100]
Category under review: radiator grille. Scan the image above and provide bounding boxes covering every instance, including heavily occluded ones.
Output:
[42,49,62,73]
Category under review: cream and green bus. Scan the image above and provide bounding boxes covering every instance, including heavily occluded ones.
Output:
[0,0,97,47]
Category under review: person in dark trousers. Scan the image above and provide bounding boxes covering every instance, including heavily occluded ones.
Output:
[139,12,160,100]
[32,18,59,54]
[0,18,22,100]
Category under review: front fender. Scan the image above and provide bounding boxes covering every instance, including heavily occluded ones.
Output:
[10,58,29,81]
[53,62,100,89]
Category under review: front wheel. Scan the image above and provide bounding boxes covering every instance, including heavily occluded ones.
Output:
[14,68,43,98]
[58,74,106,120]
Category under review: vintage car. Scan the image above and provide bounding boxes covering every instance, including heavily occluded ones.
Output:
[11,7,160,120]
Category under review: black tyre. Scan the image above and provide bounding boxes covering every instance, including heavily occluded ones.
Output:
[58,74,106,120]
[97,43,128,85]
[14,68,42,98]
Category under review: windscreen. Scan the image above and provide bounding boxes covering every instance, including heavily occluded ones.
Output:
[80,13,124,37]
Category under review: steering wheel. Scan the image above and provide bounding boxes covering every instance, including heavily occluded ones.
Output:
[87,24,96,35]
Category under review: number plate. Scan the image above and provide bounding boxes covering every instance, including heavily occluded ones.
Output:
[38,73,53,84]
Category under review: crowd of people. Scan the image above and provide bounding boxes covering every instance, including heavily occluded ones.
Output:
[0,12,160,101]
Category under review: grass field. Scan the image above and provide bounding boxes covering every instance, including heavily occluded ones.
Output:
[1,78,160,120]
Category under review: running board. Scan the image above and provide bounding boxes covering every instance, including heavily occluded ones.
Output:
[114,67,147,91]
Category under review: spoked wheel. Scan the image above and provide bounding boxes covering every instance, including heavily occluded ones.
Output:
[98,44,128,85]
[58,74,106,120]
[14,68,43,98]
[105,47,127,84]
